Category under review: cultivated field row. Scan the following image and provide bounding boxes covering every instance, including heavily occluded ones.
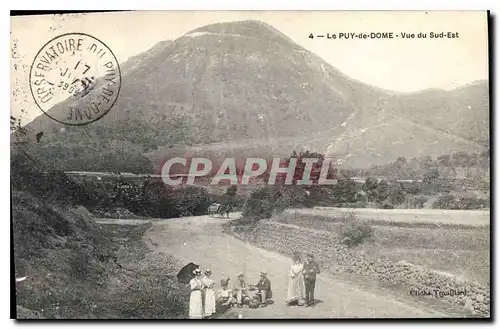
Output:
[285,207,490,228]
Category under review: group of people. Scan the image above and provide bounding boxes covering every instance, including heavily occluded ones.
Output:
[188,269,273,319]
[286,252,321,307]
[187,252,320,319]
[188,269,217,319]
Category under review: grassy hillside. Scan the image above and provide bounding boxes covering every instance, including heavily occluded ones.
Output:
[11,147,193,319]
[377,81,489,144]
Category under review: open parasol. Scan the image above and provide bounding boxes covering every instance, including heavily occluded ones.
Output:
[177,262,200,284]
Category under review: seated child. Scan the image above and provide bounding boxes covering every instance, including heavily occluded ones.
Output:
[217,278,237,307]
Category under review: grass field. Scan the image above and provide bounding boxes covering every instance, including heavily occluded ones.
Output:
[285,207,490,228]
[272,210,490,286]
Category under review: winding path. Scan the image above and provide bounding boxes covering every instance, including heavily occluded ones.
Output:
[98,213,463,319]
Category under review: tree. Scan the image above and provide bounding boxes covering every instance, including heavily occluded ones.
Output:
[374,179,390,203]
[274,150,333,186]
[173,186,209,216]
[452,151,471,167]
[402,181,421,195]
[242,186,282,220]
[437,154,451,167]
[408,157,419,170]
[394,157,407,174]
[362,177,378,202]
[226,185,238,197]
[388,183,406,205]
[396,157,407,165]
[333,179,357,203]
[418,156,433,169]
[423,168,440,184]
[412,196,428,209]
[223,185,238,209]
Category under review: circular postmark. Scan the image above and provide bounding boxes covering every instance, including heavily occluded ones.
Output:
[29,33,121,126]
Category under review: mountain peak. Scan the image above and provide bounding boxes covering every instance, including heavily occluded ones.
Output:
[185,19,294,44]
[26,19,488,172]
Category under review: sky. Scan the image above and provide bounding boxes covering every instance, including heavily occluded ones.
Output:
[10,10,489,124]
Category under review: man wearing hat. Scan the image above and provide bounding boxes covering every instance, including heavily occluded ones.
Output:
[254,272,273,306]
[302,252,320,306]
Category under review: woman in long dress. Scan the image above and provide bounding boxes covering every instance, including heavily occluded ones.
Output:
[189,269,205,319]
[202,269,216,318]
[286,252,305,306]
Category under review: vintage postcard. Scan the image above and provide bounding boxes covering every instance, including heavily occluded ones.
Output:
[10,11,490,319]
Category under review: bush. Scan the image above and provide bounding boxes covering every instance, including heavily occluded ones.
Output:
[172,186,210,216]
[105,178,211,218]
[111,275,188,319]
[242,185,318,221]
[388,184,406,205]
[340,215,374,247]
[414,196,428,208]
[459,197,490,209]
[401,182,422,195]
[380,200,394,209]
[242,186,282,220]
[433,194,489,210]
[332,179,358,203]
[336,201,368,208]
[433,194,455,209]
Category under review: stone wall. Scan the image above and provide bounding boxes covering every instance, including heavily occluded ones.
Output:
[231,222,490,317]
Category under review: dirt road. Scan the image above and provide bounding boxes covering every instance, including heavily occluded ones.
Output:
[96,214,464,319]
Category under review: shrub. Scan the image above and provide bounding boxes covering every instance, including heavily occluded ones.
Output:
[433,194,489,210]
[433,194,455,209]
[332,179,358,203]
[242,186,282,220]
[242,185,318,221]
[457,197,490,209]
[111,275,188,319]
[388,184,406,205]
[414,196,428,208]
[115,180,210,218]
[402,182,422,195]
[172,186,210,216]
[340,215,374,247]
[380,200,394,209]
[336,201,368,208]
